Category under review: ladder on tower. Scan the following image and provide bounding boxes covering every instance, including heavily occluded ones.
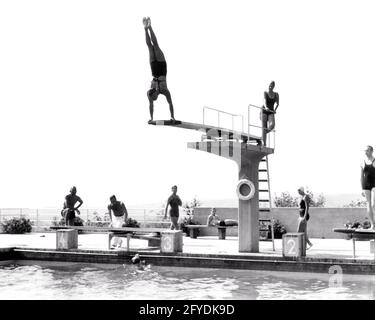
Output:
[258,155,275,251]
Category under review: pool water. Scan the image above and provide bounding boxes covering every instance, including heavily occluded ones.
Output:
[1,260,375,299]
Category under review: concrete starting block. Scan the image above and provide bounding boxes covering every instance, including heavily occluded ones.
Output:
[282,233,306,257]
[107,232,114,250]
[56,229,78,250]
[161,230,183,253]
[370,240,375,258]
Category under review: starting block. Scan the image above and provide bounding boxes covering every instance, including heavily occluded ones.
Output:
[282,233,306,257]
[56,229,78,250]
[161,230,183,253]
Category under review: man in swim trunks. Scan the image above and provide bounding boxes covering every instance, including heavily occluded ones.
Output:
[262,81,279,146]
[107,195,128,248]
[164,185,182,230]
[61,186,83,226]
[361,145,375,229]
[143,17,175,123]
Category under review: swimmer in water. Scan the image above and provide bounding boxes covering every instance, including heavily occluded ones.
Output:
[131,254,149,271]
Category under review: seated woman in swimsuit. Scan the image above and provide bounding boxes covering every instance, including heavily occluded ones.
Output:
[262,81,279,146]
[361,145,375,229]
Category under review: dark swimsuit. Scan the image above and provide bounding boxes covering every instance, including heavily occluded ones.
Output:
[168,195,181,218]
[151,60,167,78]
[150,60,167,94]
[299,196,310,221]
[264,92,277,115]
[362,159,375,190]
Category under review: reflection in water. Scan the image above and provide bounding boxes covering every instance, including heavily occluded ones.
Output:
[0,260,375,299]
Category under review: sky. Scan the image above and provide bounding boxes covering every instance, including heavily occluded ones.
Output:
[0,0,374,208]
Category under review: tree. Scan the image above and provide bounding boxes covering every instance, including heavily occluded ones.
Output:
[344,195,367,208]
[273,188,326,208]
[273,192,298,207]
[306,190,326,207]
[182,197,201,214]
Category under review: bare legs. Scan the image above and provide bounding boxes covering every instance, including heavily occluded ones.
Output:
[363,189,375,229]
[170,216,179,230]
[262,113,275,146]
[297,218,313,249]
[144,17,175,122]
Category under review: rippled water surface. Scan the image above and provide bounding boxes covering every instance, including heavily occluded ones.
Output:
[1,260,375,299]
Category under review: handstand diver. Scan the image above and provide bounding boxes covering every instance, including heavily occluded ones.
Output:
[143,17,175,123]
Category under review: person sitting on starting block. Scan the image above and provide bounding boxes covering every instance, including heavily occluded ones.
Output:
[143,17,175,123]
[61,186,83,226]
[206,208,238,227]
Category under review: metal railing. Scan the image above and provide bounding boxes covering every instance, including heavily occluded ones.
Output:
[0,207,169,231]
[248,104,276,149]
[203,107,244,132]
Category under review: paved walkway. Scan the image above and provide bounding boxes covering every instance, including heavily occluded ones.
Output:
[0,233,374,260]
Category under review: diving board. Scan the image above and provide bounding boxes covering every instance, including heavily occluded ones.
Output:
[148,105,275,253]
[148,120,262,144]
[334,228,375,258]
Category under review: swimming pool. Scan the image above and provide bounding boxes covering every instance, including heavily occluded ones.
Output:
[1,260,375,299]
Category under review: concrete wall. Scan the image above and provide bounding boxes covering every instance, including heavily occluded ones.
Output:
[193,207,368,239]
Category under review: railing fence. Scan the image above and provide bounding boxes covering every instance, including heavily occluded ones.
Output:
[0,207,171,231]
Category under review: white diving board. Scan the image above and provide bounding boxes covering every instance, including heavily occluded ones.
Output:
[148,120,262,144]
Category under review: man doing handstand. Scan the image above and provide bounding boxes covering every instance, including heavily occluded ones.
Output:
[143,17,175,123]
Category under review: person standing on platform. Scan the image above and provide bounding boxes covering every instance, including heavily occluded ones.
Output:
[143,17,175,123]
[61,186,83,226]
[297,187,313,249]
[164,185,182,230]
[361,145,375,229]
[262,81,279,146]
[108,195,128,248]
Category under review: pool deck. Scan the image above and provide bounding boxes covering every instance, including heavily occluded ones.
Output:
[1,233,375,274]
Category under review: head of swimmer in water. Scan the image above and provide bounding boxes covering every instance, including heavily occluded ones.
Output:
[365,145,374,158]
[110,195,117,204]
[70,186,77,195]
[269,81,275,92]
[297,186,305,196]
[171,185,177,195]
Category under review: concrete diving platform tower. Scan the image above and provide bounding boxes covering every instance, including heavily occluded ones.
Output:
[149,116,274,253]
